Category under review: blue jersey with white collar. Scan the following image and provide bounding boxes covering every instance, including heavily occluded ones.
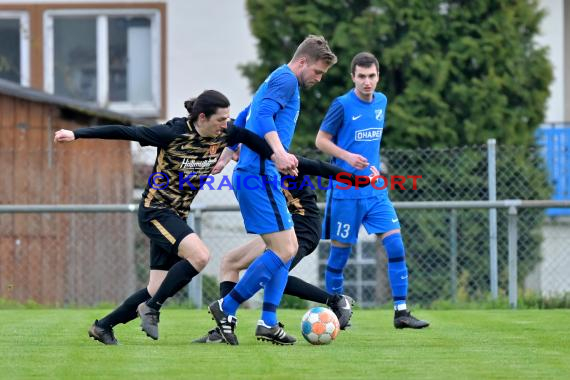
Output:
[237,64,300,177]
[320,89,387,199]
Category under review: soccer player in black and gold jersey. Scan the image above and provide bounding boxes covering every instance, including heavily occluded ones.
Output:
[54,90,275,345]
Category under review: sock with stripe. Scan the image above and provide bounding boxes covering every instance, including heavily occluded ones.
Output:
[261,259,292,326]
[146,260,199,310]
[222,249,285,316]
[383,233,408,309]
[325,245,352,294]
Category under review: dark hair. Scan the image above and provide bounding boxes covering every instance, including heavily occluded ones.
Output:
[292,35,337,65]
[351,52,379,75]
[184,90,230,123]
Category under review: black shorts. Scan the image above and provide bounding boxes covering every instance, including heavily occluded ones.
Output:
[290,212,321,270]
[138,203,194,270]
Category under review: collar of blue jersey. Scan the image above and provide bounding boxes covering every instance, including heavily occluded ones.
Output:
[351,89,376,104]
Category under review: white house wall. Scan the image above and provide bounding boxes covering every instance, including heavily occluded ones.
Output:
[167,0,256,119]
[536,0,566,123]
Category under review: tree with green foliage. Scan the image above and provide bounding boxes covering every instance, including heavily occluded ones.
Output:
[241,0,551,149]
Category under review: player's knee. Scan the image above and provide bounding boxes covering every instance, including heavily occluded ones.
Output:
[273,241,297,261]
[220,254,237,274]
[383,233,405,259]
[331,240,351,248]
[178,244,210,271]
[188,248,210,271]
[177,237,210,270]
[146,282,160,297]
[286,239,299,260]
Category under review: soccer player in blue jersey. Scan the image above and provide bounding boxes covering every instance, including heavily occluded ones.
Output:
[208,35,337,345]
[315,52,429,329]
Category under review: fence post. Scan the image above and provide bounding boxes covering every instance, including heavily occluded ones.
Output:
[450,209,458,302]
[507,205,518,308]
[488,139,498,299]
[356,242,363,304]
[187,207,203,308]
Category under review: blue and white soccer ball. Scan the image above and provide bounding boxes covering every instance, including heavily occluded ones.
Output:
[301,307,340,345]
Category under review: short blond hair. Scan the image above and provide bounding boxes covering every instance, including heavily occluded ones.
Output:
[292,35,337,65]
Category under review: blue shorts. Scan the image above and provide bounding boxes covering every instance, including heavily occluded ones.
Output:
[232,169,294,234]
[322,195,400,244]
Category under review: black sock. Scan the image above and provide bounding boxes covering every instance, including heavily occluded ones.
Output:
[98,288,151,328]
[146,260,199,310]
[284,275,330,304]
[325,294,343,308]
[219,281,237,298]
[395,309,410,317]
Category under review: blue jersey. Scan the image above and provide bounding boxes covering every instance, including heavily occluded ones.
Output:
[237,65,300,177]
[320,89,387,199]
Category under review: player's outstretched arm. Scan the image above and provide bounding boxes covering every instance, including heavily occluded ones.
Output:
[296,156,376,187]
[225,123,301,176]
[224,124,273,160]
[54,123,177,148]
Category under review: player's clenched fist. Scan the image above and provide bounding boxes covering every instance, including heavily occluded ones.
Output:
[54,129,76,143]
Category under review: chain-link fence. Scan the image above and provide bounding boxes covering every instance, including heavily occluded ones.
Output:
[1,144,570,308]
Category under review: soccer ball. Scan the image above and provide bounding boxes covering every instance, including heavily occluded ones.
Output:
[301,307,340,345]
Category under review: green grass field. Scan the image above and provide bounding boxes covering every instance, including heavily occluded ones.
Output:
[1,309,568,379]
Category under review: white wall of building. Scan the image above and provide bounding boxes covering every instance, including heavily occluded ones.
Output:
[525,220,570,296]
[166,0,257,119]
[537,0,566,123]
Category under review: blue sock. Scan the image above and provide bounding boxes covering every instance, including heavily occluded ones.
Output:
[261,259,292,327]
[383,233,408,309]
[222,249,284,316]
[325,245,352,294]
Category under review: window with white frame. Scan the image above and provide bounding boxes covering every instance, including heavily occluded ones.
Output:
[0,12,30,86]
[44,9,161,116]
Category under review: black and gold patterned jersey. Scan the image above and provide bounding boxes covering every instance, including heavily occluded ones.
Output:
[283,180,319,218]
[74,117,272,219]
